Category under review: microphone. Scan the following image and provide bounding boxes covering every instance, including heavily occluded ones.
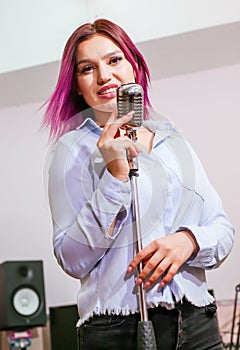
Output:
[118,84,157,349]
[117,83,144,128]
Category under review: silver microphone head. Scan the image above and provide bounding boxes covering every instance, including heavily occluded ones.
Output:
[117,83,144,128]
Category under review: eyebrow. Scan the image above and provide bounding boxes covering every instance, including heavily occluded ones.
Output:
[76,50,123,67]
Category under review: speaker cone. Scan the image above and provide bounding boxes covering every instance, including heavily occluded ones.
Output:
[13,288,40,316]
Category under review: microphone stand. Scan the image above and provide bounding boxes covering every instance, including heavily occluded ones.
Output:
[125,126,157,350]
[229,283,240,350]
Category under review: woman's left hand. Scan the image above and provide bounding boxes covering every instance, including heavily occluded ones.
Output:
[126,230,199,289]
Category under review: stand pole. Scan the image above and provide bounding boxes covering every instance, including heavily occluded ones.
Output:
[230,284,240,350]
[126,127,157,350]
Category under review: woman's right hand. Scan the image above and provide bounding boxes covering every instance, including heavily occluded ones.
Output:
[97,112,141,182]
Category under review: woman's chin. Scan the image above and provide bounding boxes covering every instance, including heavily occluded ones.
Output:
[93,100,117,114]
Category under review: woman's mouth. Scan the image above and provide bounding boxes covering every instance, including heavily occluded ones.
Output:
[97,85,118,98]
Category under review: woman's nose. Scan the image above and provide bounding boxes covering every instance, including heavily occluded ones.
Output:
[97,64,112,85]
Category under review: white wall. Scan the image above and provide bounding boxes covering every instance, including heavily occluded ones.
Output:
[0,104,79,308]
[1,0,240,73]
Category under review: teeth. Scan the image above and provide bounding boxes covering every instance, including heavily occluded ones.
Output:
[99,87,117,95]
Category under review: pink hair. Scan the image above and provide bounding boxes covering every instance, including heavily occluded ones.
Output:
[42,18,152,142]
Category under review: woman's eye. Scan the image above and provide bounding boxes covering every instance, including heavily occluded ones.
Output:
[109,56,123,64]
[80,65,94,74]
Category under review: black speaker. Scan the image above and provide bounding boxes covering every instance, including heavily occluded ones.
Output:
[49,304,79,350]
[0,260,47,330]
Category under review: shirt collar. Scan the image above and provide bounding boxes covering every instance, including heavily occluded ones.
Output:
[76,118,102,136]
[75,109,176,142]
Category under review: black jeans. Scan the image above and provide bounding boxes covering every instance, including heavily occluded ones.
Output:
[77,299,223,350]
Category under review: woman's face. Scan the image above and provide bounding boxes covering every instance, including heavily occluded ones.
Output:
[75,34,135,117]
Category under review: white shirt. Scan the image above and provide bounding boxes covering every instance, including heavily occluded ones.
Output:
[48,112,234,326]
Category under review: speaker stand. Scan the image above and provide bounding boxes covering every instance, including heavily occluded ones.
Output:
[8,330,32,349]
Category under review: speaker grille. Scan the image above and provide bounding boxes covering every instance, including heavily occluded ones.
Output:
[13,288,40,316]
[0,260,46,330]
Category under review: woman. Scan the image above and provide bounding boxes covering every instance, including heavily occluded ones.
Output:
[43,18,234,349]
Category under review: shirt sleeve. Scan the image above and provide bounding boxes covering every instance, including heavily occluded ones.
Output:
[178,143,234,269]
[48,137,132,279]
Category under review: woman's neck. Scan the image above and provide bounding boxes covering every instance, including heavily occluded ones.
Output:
[93,109,114,126]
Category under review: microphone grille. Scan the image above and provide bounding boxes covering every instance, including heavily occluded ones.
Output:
[117,83,144,127]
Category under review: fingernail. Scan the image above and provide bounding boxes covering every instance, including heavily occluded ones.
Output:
[159,281,165,288]
[126,111,135,117]
[136,278,143,286]
[143,282,151,289]
[126,266,133,274]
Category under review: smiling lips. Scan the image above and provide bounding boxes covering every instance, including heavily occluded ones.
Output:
[97,84,118,99]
